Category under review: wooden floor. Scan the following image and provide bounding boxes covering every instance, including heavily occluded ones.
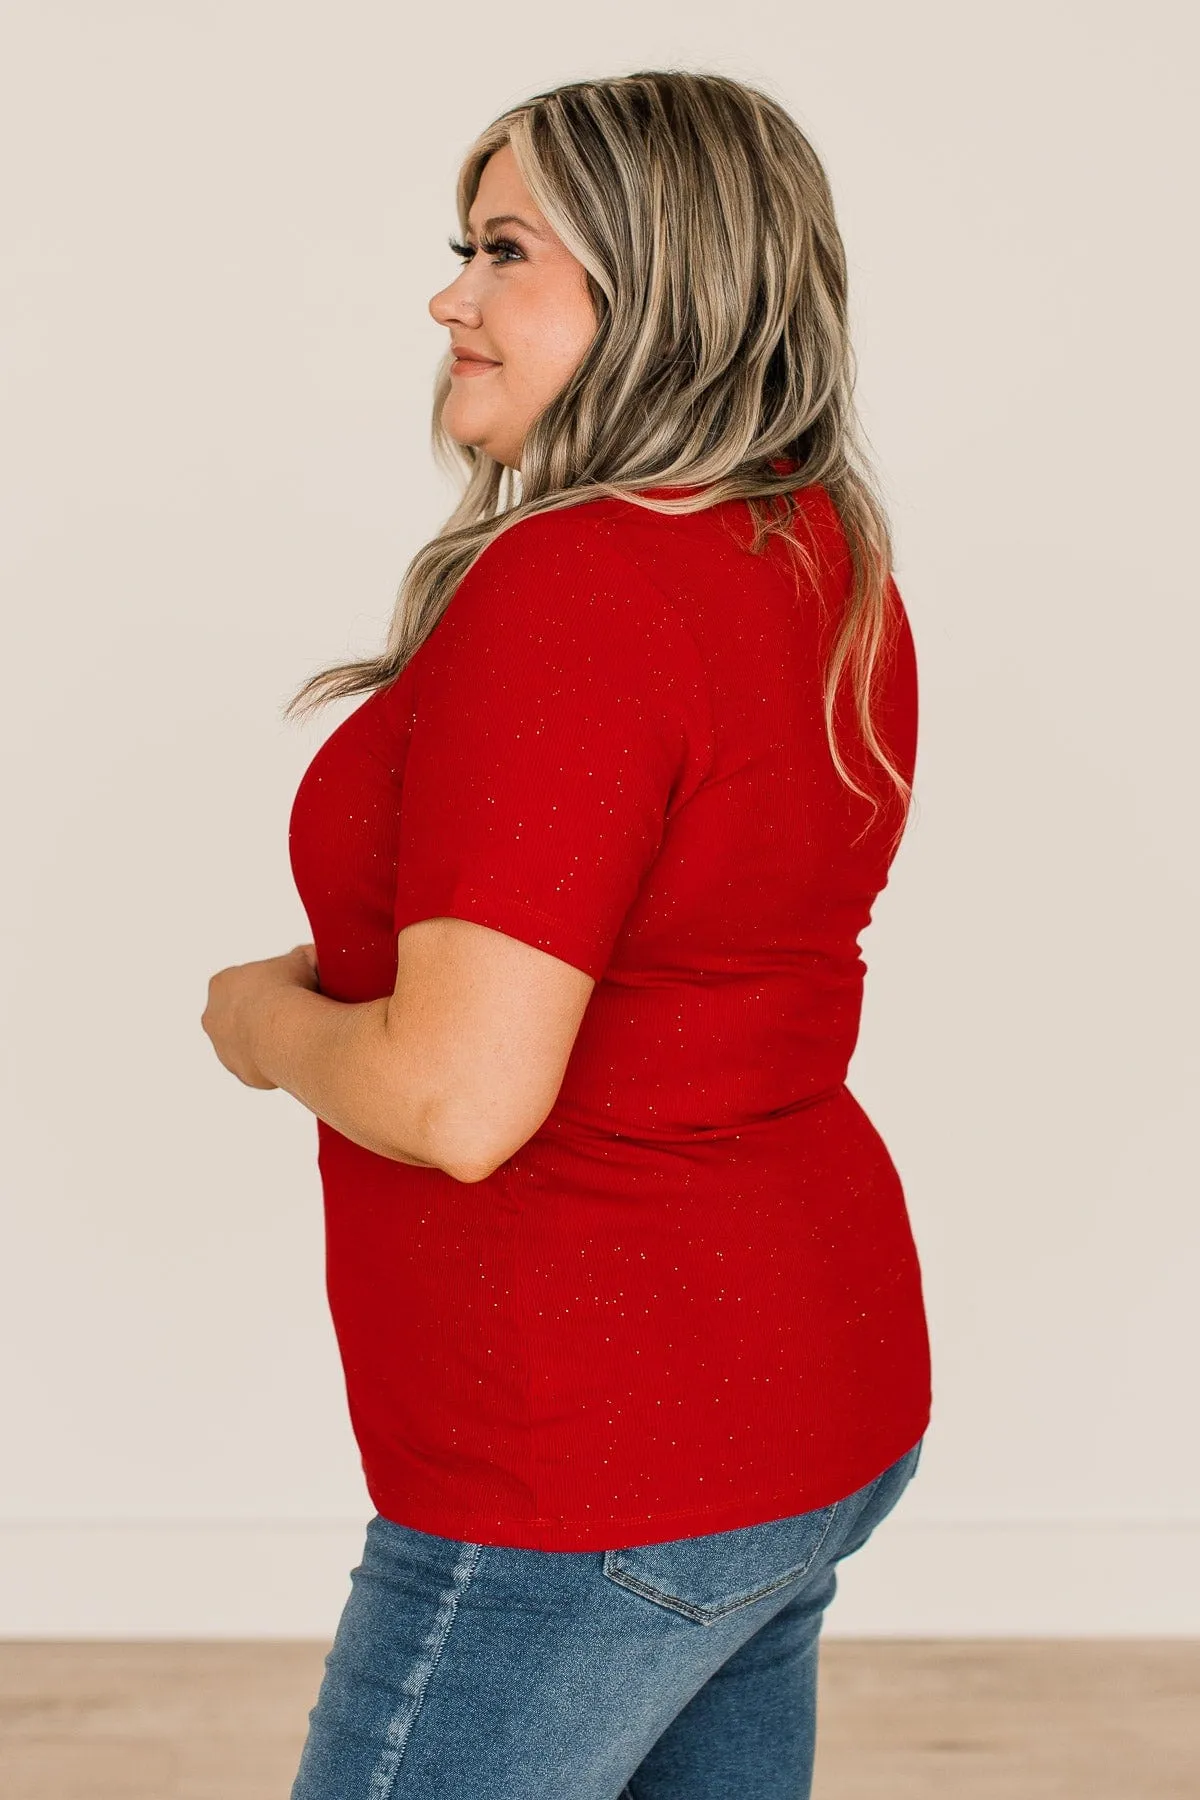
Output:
[0,1640,1195,1797]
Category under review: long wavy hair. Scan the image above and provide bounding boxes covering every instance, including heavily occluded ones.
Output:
[283,69,913,844]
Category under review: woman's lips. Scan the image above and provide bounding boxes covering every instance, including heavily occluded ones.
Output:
[451,355,501,376]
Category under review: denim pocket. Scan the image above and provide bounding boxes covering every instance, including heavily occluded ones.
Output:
[601,1497,844,1626]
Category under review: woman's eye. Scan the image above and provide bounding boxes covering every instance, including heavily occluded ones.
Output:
[447,235,523,265]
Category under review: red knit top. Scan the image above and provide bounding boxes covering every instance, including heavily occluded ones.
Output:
[287,471,932,1550]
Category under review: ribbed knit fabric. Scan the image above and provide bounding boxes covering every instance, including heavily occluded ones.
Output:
[287,472,932,1550]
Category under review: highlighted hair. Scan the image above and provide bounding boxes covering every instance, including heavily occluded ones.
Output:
[285,70,914,847]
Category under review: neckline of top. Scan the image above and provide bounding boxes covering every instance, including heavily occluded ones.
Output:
[632,455,801,500]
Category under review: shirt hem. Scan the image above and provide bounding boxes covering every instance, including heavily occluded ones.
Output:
[362,1406,932,1552]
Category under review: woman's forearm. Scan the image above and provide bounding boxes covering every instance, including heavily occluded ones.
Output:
[248,986,447,1171]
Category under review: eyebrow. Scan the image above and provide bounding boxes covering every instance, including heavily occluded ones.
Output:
[464,212,548,241]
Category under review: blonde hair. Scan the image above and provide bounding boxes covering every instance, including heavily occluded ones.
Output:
[284,69,913,845]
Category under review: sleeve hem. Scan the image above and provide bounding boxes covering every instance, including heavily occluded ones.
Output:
[394,881,609,982]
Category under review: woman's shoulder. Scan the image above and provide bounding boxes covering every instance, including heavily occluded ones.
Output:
[422,499,711,721]
[451,495,686,632]
[465,492,639,567]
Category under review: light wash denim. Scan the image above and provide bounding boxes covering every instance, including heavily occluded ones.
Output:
[290,1435,924,1800]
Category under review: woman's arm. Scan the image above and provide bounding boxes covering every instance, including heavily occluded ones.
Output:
[248,986,447,1171]
[246,916,594,1181]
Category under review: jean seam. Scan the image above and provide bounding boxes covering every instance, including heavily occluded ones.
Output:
[367,1539,485,1800]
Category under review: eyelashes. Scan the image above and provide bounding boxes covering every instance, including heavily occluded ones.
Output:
[447,234,524,266]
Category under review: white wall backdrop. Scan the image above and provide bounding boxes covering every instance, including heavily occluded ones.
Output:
[1,0,1196,1636]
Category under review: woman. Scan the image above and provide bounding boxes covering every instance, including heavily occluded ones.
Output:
[202,68,932,1800]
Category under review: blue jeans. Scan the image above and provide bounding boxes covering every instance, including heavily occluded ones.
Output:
[290,1435,924,1800]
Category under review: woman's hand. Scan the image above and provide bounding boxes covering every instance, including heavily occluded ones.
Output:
[202,943,320,1089]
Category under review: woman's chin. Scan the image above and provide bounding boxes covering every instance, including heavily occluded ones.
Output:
[444,404,495,451]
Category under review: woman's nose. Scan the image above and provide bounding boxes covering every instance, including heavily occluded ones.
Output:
[429,278,479,326]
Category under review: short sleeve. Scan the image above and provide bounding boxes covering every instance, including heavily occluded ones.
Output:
[392,509,713,981]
